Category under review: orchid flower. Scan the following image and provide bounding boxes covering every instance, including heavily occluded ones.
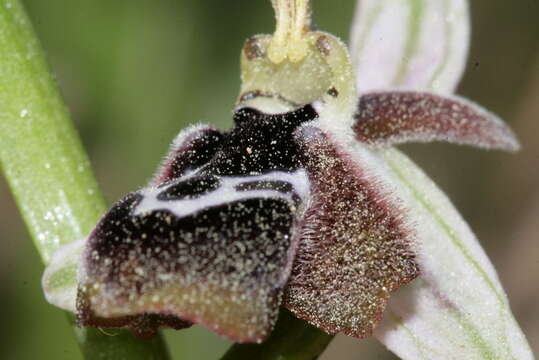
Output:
[42,0,534,358]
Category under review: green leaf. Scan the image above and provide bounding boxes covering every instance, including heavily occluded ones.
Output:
[0,1,170,358]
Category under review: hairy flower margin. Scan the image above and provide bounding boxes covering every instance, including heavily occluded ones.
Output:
[42,0,534,359]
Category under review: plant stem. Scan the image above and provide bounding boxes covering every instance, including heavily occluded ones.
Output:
[0,1,170,358]
[67,315,171,360]
[221,309,334,360]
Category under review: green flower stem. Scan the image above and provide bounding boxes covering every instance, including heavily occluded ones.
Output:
[0,1,170,359]
[67,315,170,360]
[221,309,334,360]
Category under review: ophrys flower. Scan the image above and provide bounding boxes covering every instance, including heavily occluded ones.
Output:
[43,1,534,358]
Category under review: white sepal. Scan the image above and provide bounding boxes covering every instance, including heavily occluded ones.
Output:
[349,0,469,94]
[372,148,534,360]
[41,238,83,313]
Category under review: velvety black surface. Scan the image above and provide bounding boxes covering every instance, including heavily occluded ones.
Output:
[235,180,294,193]
[157,175,220,201]
[157,127,224,184]
[208,104,318,175]
[85,195,295,280]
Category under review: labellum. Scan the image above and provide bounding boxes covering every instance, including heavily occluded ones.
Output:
[43,0,534,358]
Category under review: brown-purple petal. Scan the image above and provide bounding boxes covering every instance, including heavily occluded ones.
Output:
[353,91,520,151]
[284,126,419,338]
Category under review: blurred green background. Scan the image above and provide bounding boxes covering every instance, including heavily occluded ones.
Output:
[1,0,538,359]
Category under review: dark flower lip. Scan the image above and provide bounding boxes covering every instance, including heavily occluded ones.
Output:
[77,194,302,342]
[74,106,320,342]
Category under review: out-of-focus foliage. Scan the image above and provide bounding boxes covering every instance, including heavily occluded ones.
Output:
[0,1,537,359]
